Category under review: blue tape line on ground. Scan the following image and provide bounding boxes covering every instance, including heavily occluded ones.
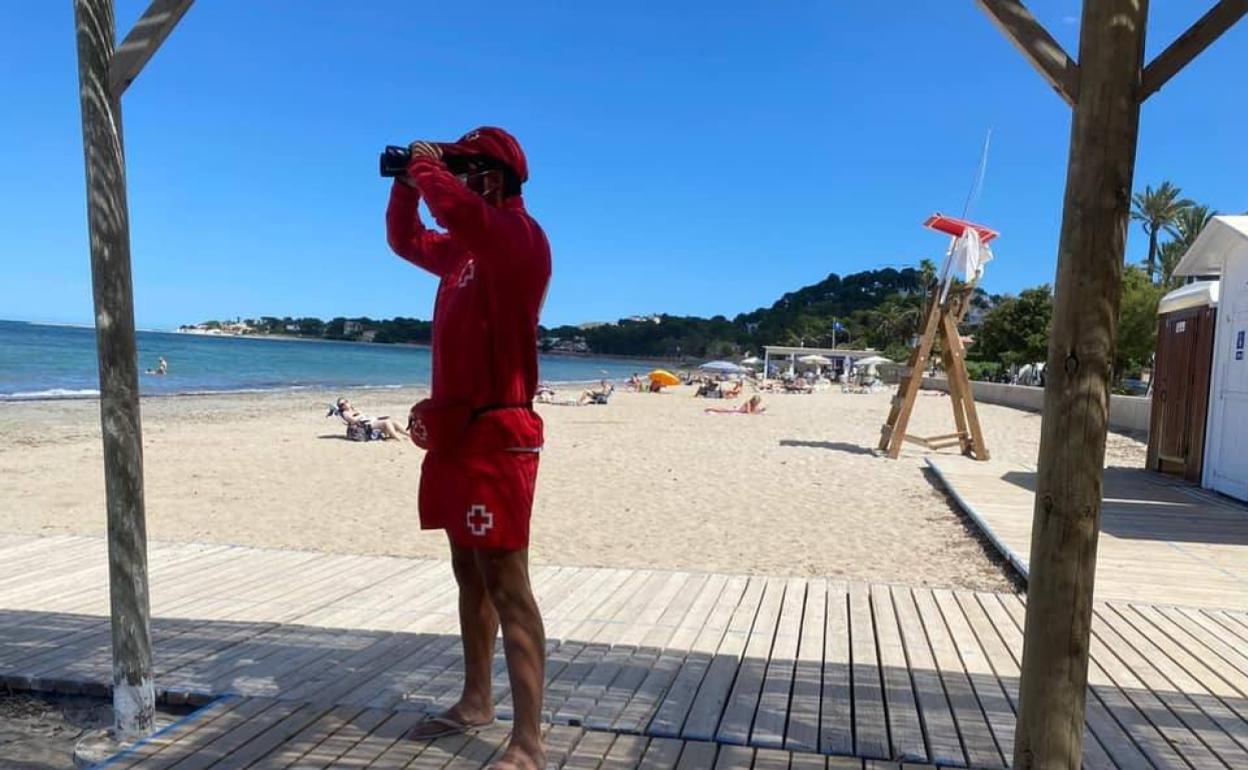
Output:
[87,694,239,770]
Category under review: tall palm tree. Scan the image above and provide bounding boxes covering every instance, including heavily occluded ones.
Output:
[1165,204,1216,249]
[872,304,904,342]
[1157,240,1187,290]
[1131,181,1193,281]
[1159,204,1217,288]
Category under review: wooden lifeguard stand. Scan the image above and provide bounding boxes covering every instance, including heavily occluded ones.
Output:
[879,214,996,461]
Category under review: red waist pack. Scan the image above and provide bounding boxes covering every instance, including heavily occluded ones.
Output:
[407,399,473,452]
[408,399,543,453]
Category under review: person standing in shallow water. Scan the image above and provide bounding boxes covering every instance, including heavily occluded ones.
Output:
[386,127,551,770]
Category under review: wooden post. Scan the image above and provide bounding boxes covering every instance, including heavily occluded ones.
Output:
[73,0,155,739]
[1012,1,1148,767]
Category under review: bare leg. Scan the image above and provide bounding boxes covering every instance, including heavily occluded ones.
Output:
[479,548,546,770]
[406,541,497,739]
[379,419,408,440]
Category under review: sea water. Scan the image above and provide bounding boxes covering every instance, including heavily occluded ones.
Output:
[0,320,659,400]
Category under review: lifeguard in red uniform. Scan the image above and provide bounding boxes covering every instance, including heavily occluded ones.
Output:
[386,127,550,770]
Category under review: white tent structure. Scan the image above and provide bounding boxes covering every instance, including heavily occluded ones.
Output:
[1174,216,1248,501]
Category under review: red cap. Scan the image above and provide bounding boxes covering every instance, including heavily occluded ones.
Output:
[438,126,528,184]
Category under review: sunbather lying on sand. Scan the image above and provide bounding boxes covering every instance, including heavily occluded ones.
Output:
[705,395,766,415]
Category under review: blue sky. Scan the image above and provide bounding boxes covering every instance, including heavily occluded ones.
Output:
[1,2,1245,329]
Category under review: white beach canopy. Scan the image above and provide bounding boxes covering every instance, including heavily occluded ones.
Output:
[798,354,832,365]
[855,355,894,367]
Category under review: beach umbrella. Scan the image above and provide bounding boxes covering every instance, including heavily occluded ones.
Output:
[739,356,762,366]
[798,354,832,366]
[699,360,746,374]
[648,369,680,387]
[855,355,893,367]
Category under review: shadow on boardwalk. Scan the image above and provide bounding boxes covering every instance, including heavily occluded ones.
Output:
[4,604,1248,769]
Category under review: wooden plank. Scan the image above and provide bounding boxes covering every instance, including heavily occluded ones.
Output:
[890,586,961,766]
[109,0,196,97]
[492,569,629,718]
[932,589,1015,762]
[103,695,245,769]
[910,587,1003,768]
[441,722,512,769]
[214,703,358,768]
[644,575,749,737]
[568,570,694,725]
[544,724,586,768]
[588,572,714,730]
[1155,605,1248,682]
[716,576,785,745]
[368,727,471,770]
[681,577,766,740]
[150,698,295,769]
[546,569,662,723]
[784,578,824,753]
[675,739,718,770]
[847,583,888,760]
[561,728,616,768]
[1126,604,1248,715]
[752,746,792,770]
[1000,593,1181,769]
[789,751,829,769]
[941,592,1019,764]
[975,0,1079,105]
[1141,0,1248,100]
[975,593,1125,770]
[867,584,926,763]
[637,736,685,769]
[600,733,649,769]
[1206,608,1248,647]
[1093,604,1248,767]
[324,710,425,769]
[712,744,754,769]
[752,578,806,748]
[819,583,853,756]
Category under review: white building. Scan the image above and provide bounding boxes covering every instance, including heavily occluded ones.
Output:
[1173,215,1248,502]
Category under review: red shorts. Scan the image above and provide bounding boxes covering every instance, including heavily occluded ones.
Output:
[418,449,540,550]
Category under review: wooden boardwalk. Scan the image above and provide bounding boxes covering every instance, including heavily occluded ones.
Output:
[1,534,1247,768]
[928,457,1248,611]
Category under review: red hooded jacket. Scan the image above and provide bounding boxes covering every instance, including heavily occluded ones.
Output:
[386,157,550,451]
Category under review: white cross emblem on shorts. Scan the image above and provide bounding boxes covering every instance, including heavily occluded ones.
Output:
[466,505,494,537]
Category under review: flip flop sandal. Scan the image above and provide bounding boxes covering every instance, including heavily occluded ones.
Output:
[404,713,493,741]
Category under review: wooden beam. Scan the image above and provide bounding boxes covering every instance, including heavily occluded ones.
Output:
[976,0,1081,107]
[108,0,195,98]
[73,0,155,740]
[1012,1,1149,768]
[1140,0,1248,101]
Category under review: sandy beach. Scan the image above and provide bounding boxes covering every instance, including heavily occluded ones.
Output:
[0,385,1147,593]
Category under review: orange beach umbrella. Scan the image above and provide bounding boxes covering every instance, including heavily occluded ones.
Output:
[647,369,680,387]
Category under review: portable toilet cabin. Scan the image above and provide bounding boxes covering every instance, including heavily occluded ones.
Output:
[1146,280,1218,482]
[1172,215,1248,502]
